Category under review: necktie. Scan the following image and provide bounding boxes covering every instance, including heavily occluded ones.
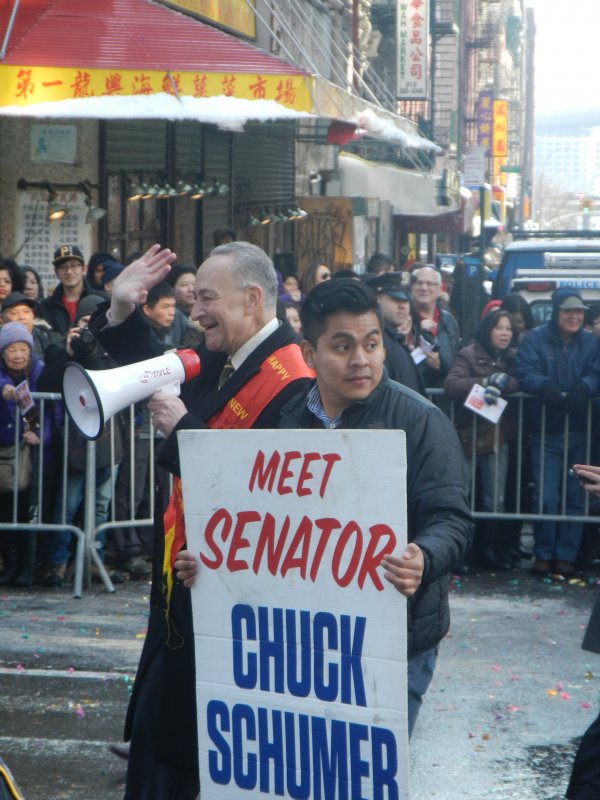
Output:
[218,358,235,390]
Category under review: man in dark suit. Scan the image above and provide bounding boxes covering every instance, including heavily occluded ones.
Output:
[91,241,313,800]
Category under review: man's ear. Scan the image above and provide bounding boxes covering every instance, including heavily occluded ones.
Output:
[245,284,262,311]
[141,303,150,318]
[300,339,316,369]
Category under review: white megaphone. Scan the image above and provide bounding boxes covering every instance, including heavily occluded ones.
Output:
[62,349,201,440]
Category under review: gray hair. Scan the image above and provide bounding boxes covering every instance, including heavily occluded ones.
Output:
[211,242,278,308]
[412,265,441,285]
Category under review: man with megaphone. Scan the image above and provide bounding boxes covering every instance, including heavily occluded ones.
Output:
[88,241,314,800]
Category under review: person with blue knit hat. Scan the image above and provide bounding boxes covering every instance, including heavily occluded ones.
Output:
[99,259,124,293]
[516,287,600,577]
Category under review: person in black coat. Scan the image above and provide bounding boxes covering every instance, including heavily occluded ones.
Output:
[37,245,106,336]
[90,241,314,800]
[366,271,425,395]
[177,279,473,739]
[567,464,600,799]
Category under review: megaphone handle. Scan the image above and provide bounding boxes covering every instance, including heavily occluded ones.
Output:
[154,380,181,396]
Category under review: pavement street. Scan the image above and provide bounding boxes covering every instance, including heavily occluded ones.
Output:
[1,560,600,800]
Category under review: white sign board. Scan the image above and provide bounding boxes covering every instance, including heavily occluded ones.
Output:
[397,0,429,100]
[30,124,77,164]
[179,429,408,800]
[463,145,486,187]
[14,190,92,292]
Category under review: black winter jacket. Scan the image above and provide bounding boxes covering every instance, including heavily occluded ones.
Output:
[37,280,106,336]
[279,374,473,658]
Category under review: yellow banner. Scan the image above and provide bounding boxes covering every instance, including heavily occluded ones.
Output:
[155,0,255,38]
[492,99,508,158]
[0,66,311,111]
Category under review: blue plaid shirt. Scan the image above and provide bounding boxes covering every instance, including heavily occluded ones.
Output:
[306,383,342,429]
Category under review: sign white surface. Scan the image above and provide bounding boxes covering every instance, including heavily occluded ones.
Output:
[463,145,486,187]
[30,124,77,164]
[396,0,429,99]
[179,429,408,800]
[464,383,507,423]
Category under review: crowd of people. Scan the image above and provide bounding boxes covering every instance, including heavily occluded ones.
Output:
[4,236,600,797]
[1,241,600,592]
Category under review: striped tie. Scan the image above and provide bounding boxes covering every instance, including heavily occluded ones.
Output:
[218,358,235,390]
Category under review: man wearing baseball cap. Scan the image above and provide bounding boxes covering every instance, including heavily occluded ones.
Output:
[37,244,105,336]
[366,272,425,394]
[516,287,600,577]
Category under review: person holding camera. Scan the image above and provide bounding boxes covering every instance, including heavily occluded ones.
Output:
[38,296,124,587]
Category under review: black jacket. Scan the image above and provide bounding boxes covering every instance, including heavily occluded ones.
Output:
[91,305,313,788]
[383,323,426,395]
[279,374,473,658]
[37,280,106,336]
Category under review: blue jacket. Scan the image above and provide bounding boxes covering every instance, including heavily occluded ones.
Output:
[0,353,55,456]
[515,321,600,433]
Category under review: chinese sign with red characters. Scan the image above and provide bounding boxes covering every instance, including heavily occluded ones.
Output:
[0,67,312,111]
[397,0,429,99]
[155,0,256,38]
[492,99,508,157]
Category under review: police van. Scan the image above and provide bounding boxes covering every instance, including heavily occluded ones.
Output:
[492,231,600,323]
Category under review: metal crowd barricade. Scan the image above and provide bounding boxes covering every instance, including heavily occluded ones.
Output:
[4,389,600,597]
[0,393,156,598]
[426,388,600,527]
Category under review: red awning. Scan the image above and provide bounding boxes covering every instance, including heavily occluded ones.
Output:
[0,0,305,74]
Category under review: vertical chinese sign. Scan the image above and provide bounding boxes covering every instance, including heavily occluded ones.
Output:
[492,99,508,186]
[397,0,430,99]
[476,90,494,159]
[179,429,409,800]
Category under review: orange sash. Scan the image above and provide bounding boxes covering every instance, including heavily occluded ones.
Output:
[162,344,313,608]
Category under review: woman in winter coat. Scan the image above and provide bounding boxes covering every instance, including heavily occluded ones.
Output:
[444,309,520,571]
[0,322,53,586]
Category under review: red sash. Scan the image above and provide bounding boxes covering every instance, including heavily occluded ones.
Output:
[162,343,313,606]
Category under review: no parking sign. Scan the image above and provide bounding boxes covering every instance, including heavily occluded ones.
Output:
[179,429,409,800]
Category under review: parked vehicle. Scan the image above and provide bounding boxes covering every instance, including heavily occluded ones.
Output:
[492,230,600,324]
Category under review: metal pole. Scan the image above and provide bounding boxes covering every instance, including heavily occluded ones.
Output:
[0,0,20,60]
[352,0,360,93]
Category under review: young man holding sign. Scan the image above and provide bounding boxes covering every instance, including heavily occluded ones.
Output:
[279,278,473,734]
[178,279,473,738]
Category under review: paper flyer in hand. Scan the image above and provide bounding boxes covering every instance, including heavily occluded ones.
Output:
[464,383,507,423]
[411,335,435,365]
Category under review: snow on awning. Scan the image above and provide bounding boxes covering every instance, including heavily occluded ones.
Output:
[0,93,315,130]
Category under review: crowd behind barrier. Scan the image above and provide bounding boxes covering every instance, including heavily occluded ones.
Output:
[1,390,600,595]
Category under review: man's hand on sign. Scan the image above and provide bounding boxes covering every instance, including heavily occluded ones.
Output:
[173,550,198,588]
[380,543,424,598]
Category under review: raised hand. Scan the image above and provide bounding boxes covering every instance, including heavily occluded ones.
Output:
[111,244,177,321]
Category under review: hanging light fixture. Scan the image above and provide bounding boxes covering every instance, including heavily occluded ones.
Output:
[176,180,193,196]
[127,179,144,201]
[248,211,261,226]
[77,181,107,223]
[141,181,159,199]
[43,181,68,220]
[259,208,273,225]
[189,183,206,200]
